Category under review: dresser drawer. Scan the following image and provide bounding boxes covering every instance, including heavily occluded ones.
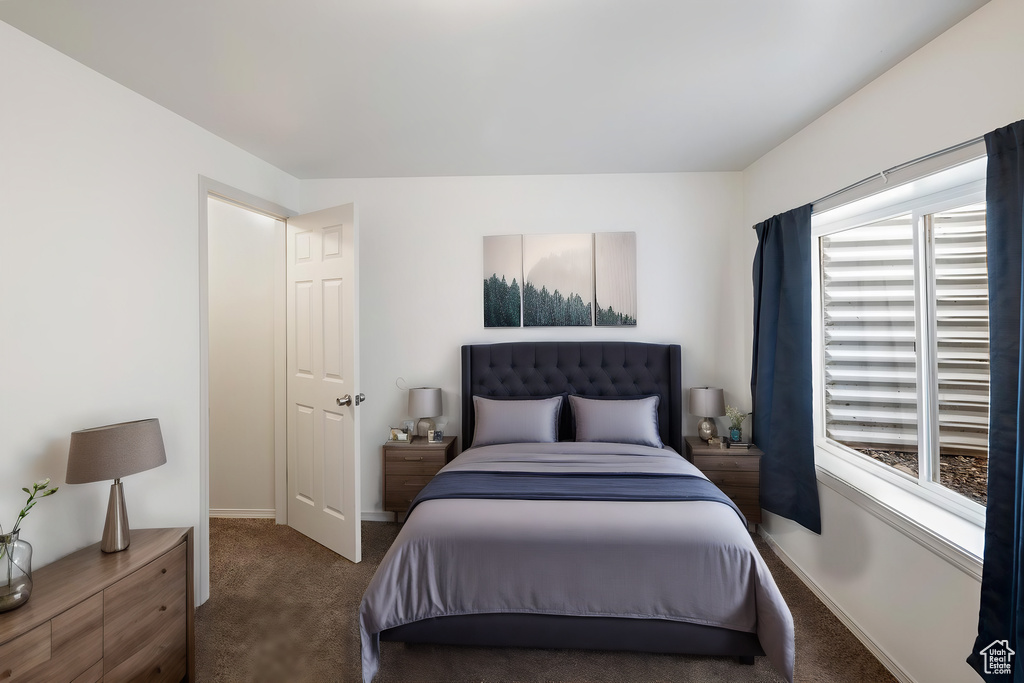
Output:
[0,622,50,682]
[103,542,187,677]
[692,454,760,472]
[103,613,186,683]
[18,593,103,683]
[69,660,102,683]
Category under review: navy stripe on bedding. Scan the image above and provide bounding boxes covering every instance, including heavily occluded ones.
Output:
[407,471,746,524]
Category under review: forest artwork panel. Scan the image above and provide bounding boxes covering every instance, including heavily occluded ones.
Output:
[483,232,637,328]
[483,234,523,327]
[523,233,594,327]
[594,232,637,326]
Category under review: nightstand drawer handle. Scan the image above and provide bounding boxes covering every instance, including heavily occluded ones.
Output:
[404,456,424,461]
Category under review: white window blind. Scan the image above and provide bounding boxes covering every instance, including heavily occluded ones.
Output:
[821,216,918,451]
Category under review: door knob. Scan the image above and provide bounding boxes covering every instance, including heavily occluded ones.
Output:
[336,395,351,406]
[354,393,366,406]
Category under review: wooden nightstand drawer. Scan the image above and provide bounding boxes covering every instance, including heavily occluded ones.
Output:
[692,454,760,472]
[686,437,762,526]
[384,451,446,475]
[702,469,759,490]
[383,436,458,514]
[387,475,436,495]
[385,491,424,511]
[721,487,760,508]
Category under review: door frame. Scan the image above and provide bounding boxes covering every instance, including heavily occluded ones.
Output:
[198,176,295,604]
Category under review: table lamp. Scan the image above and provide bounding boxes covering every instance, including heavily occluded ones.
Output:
[689,387,725,442]
[66,418,167,553]
[408,387,442,438]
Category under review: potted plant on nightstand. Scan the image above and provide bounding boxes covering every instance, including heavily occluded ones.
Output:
[725,405,746,443]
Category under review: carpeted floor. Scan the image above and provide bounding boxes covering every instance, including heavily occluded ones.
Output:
[196,518,897,682]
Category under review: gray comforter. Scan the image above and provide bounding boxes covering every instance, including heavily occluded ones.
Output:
[360,442,795,682]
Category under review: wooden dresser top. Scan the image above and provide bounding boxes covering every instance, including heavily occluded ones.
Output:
[0,527,190,645]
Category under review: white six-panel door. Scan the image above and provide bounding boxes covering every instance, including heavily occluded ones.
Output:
[286,203,360,562]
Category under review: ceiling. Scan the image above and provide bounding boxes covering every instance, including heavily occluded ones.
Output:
[0,0,989,179]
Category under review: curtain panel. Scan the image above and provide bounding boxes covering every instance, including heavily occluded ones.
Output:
[969,119,1024,682]
[751,204,822,534]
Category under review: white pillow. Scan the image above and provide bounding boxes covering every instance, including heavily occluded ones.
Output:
[471,395,563,447]
[569,395,663,448]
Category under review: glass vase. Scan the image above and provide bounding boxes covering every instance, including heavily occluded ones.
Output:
[0,531,32,613]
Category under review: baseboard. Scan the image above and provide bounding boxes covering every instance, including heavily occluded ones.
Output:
[210,508,276,519]
[213,509,394,521]
[758,527,915,683]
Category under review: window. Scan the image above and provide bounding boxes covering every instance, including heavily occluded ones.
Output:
[812,159,988,519]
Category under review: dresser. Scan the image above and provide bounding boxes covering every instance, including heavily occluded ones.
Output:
[685,436,763,527]
[383,436,458,515]
[0,527,194,682]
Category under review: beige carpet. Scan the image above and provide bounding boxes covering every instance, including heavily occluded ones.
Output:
[196,518,897,683]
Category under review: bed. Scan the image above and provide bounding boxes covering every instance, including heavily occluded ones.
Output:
[360,341,794,682]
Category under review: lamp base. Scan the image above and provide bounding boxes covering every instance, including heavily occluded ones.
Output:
[101,480,130,553]
[697,417,719,442]
[416,417,436,438]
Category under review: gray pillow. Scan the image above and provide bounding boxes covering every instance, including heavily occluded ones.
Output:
[569,395,663,448]
[471,395,563,447]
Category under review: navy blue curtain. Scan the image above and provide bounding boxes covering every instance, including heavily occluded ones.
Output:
[969,119,1024,681]
[751,204,821,534]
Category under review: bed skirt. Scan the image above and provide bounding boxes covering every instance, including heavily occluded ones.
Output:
[380,612,765,661]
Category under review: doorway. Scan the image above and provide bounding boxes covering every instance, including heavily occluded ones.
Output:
[199,179,293,604]
[198,178,362,605]
[207,196,285,520]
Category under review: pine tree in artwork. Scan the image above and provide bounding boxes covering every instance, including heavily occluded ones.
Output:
[507,278,521,325]
[595,299,636,326]
[483,273,522,327]
[522,282,593,326]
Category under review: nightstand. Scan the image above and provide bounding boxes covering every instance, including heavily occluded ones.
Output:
[685,435,762,527]
[383,435,458,516]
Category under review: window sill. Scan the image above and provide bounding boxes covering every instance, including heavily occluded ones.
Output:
[815,447,984,580]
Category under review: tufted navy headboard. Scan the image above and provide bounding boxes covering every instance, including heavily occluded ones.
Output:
[461,341,682,454]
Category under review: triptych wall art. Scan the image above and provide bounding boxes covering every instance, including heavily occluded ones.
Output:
[483,232,637,328]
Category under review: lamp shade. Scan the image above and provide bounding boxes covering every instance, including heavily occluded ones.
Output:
[66,418,167,484]
[688,387,725,418]
[408,388,442,419]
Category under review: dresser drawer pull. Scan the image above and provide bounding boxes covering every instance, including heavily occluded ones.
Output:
[404,456,424,461]
[161,568,167,574]
[159,605,167,611]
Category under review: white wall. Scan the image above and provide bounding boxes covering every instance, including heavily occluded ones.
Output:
[740,1,1024,681]
[300,172,744,515]
[0,20,299,602]
[207,198,281,516]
